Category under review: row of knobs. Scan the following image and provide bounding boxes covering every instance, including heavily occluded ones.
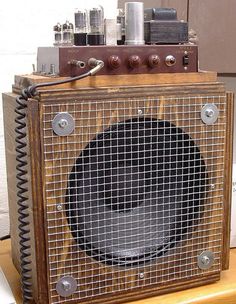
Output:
[108,54,176,69]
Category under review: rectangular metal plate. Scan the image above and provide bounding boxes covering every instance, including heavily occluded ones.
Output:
[37,45,198,77]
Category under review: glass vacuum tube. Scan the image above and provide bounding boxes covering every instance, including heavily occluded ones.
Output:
[117,9,125,45]
[62,20,74,45]
[53,23,62,46]
[74,9,87,46]
[87,6,105,45]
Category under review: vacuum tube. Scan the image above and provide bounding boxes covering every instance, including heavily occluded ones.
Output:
[53,23,62,46]
[87,6,105,45]
[74,9,87,46]
[117,9,125,45]
[62,20,74,45]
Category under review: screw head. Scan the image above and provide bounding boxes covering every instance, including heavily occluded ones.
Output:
[201,104,219,125]
[52,112,75,136]
[57,203,63,211]
[58,118,68,129]
[197,251,214,270]
[201,255,210,265]
[62,281,71,291]
[205,109,214,118]
[138,109,143,115]
[56,276,77,297]
[139,272,144,279]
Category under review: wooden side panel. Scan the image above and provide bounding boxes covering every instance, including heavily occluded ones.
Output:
[2,93,21,272]
[2,93,40,302]
[2,93,49,303]
[189,0,236,73]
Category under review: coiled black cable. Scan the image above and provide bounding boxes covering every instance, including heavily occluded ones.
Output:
[15,90,33,303]
[14,60,104,303]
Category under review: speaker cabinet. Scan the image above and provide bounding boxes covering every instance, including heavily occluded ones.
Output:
[3,72,233,304]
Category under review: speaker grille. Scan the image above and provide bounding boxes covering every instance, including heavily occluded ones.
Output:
[42,93,226,303]
[66,118,206,266]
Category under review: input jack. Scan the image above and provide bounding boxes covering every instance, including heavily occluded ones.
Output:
[68,60,86,69]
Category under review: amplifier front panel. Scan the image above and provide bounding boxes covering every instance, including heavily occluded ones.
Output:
[37,45,198,77]
[40,89,227,304]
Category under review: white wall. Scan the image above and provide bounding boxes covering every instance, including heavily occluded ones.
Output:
[0,0,117,238]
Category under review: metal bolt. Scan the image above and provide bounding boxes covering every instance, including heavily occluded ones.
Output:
[205,108,214,118]
[58,118,68,129]
[197,250,214,270]
[50,64,56,75]
[56,203,63,211]
[210,184,215,190]
[62,280,71,291]
[138,109,143,115]
[41,64,46,74]
[139,272,144,279]
[201,255,210,265]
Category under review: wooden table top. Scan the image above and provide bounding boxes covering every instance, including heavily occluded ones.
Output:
[1,239,236,304]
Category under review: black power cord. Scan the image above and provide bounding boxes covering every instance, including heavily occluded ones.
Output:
[24,58,104,98]
[15,59,104,304]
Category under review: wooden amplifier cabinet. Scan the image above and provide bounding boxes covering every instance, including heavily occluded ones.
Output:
[2,72,233,304]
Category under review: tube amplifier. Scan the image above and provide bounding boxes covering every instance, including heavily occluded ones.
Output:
[2,3,233,303]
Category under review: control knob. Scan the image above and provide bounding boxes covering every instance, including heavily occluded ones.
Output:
[108,55,121,69]
[128,55,141,68]
[148,55,160,68]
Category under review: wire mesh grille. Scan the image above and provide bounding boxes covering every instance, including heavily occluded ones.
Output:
[42,94,227,304]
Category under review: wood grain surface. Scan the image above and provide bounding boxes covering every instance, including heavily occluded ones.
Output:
[0,240,236,304]
[2,72,232,304]
[13,72,217,93]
